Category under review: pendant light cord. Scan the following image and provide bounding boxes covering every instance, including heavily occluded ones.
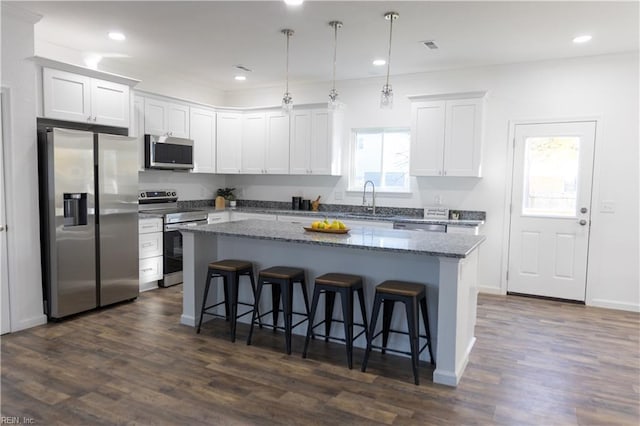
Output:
[332,23,338,92]
[285,30,290,94]
[385,16,394,87]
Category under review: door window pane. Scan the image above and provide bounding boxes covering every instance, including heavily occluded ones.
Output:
[522,137,579,217]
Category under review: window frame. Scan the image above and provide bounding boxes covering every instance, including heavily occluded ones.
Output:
[347,127,412,194]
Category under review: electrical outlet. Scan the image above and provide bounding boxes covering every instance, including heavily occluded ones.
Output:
[434,195,442,205]
[334,191,343,201]
[600,200,616,213]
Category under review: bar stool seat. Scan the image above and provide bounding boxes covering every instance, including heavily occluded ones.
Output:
[361,280,435,385]
[196,259,261,342]
[247,266,311,355]
[302,272,368,369]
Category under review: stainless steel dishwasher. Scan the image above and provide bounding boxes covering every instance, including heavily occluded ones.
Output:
[393,222,447,232]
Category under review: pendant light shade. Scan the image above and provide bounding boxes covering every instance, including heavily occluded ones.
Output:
[328,20,343,110]
[380,12,399,109]
[281,29,294,113]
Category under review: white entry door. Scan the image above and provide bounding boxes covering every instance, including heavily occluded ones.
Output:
[507,121,596,301]
[0,90,10,334]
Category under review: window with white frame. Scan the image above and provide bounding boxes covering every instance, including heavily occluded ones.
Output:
[349,128,411,192]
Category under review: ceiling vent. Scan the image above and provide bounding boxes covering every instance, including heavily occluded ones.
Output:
[234,65,253,72]
[422,40,439,50]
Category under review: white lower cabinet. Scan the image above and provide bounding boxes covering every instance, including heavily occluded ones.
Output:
[230,212,277,221]
[207,211,230,224]
[340,219,394,229]
[139,217,163,291]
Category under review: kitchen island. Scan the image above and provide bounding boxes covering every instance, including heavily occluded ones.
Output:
[179,219,485,386]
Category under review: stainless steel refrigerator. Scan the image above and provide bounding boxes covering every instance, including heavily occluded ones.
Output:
[39,126,139,319]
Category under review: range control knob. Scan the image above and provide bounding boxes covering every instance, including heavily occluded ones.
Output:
[139,192,146,198]
[171,191,176,197]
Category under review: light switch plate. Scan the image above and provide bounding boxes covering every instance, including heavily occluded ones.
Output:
[600,200,616,213]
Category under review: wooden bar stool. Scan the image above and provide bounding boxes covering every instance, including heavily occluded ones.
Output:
[196,259,261,342]
[361,280,435,385]
[302,273,368,369]
[247,266,311,355]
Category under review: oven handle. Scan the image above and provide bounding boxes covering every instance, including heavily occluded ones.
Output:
[165,219,207,231]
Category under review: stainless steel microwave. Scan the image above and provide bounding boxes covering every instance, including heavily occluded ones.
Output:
[144,134,194,170]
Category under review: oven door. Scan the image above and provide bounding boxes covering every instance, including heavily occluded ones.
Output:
[162,220,207,287]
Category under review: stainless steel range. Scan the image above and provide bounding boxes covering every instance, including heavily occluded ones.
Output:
[138,190,207,287]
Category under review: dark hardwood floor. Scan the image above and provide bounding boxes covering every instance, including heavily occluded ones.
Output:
[1,285,638,425]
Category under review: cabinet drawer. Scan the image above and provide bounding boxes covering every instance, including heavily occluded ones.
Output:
[139,232,163,258]
[139,218,163,234]
[139,256,163,283]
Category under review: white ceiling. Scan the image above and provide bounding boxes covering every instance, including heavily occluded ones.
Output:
[15,1,640,91]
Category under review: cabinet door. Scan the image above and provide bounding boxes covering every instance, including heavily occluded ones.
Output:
[167,103,190,138]
[43,68,92,123]
[91,78,130,127]
[241,113,266,174]
[144,98,168,136]
[410,101,446,176]
[289,109,311,175]
[309,110,331,175]
[216,113,242,174]
[190,107,216,173]
[131,95,145,171]
[265,111,290,174]
[443,98,482,177]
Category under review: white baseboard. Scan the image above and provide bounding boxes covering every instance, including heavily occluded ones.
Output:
[12,314,47,332]
[589,298,640,313]
[477,285,503,295]
[140,281,159,292]
[180,314,196,327]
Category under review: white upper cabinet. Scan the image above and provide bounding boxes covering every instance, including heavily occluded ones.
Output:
[216,112,243,174]
[190,106,216,173]
[410,92,485,177]
[43,68,129,127]
[265,111,290,174]
[240,110,290,174]
[290,108,341,175]
[143,97,190,138]
[241,113,267,174]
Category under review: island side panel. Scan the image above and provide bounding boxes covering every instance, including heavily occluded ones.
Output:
[186,232,441,360]
[433,250,479,386]
[181,231,217,326]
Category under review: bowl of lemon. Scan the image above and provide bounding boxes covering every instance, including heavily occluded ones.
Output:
[304,218,349,234]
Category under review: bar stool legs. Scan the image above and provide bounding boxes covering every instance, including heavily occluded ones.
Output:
[247,266,310,355]
[361,280,435,385]
[196,260,261,342]
[302,273,368,369]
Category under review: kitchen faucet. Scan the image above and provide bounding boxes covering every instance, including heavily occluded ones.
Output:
[362,180,376,215]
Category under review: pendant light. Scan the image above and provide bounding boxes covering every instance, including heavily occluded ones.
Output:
[380,12,399,109]
[281,29,294,113]
[328,20,343,110]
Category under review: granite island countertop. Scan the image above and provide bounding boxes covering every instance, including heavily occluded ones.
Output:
[201,207,485,227]
[179,219,485,258]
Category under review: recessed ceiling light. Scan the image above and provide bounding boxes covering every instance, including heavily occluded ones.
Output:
[234,75,247,81]
[573,35,592,44]
[84,54,102,70]
[108,32,126,41]
[372,59,386,66]
[284,0,303,6]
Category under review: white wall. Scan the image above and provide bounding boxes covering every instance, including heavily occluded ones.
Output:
[1,4,48,330]
[139,171,226,201]
[224,52,639,311]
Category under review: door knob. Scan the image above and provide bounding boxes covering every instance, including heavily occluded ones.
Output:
[579,219,587,226]
[580,207,588,213]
